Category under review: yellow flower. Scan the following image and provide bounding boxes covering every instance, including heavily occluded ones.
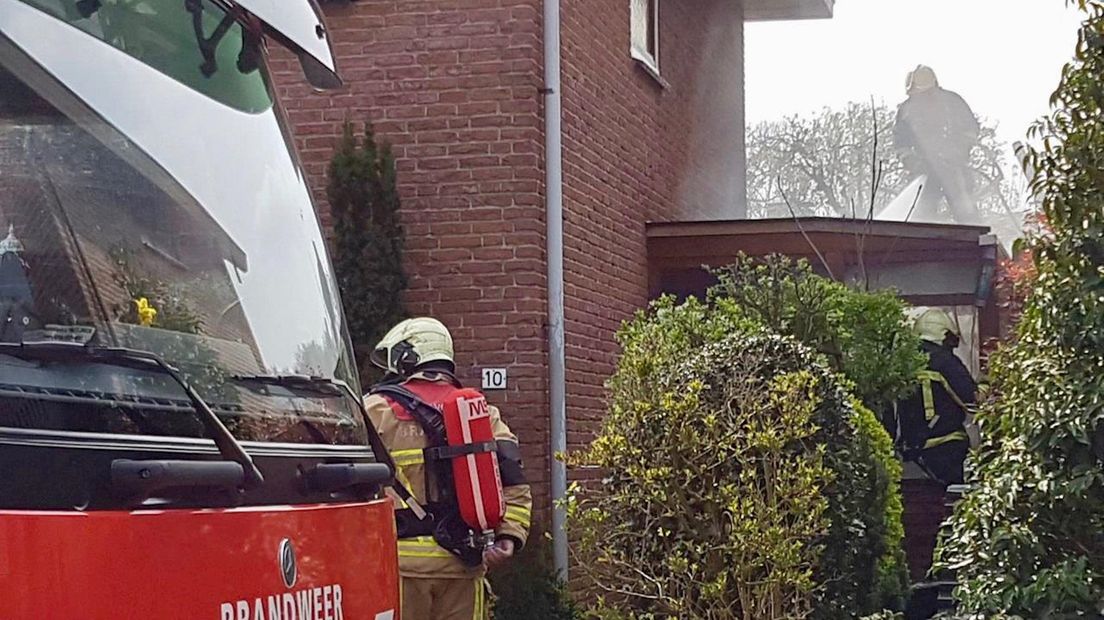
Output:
[134,297,158,327]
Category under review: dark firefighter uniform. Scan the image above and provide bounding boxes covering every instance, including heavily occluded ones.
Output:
[893,65,981,224]
[893,308,978,485]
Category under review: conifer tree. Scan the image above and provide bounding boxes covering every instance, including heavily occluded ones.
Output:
[327,121,406,382]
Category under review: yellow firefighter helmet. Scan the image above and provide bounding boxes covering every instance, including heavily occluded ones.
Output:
[371,317,454,376]
[906,65,939,95]
[912,307,960,344]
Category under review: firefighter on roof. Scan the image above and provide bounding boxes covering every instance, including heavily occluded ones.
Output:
[893,65,982,224]
[364,317,531,620]
[892,308,979,485]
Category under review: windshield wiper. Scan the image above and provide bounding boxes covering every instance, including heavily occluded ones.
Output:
[230,374,347,444]
[185,0,262,77]
[0,342,265,490]
[231,373,346,396]
[234,373,427,515]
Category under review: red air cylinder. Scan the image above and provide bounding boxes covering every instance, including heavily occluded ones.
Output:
[441,388,505,532]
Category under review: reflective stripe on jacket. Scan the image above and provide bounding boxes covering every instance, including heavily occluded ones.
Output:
[916,369,970,449]
[896,342,978,452]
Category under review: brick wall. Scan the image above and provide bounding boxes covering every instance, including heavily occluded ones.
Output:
[560,0,744,454]
[275,0,746,519]
[269,0,551,515]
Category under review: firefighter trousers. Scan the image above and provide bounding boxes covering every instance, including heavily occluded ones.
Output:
[401,576,488,620]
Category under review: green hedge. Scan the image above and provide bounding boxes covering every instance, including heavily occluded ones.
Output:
[569,288,909,619]
[709,255,925,414]
[935,2,1104,615]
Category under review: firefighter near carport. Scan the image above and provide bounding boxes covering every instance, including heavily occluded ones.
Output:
[891,308,979,485]
[364,317,532,620]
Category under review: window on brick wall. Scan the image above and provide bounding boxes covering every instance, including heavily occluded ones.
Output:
[630,0,659,74]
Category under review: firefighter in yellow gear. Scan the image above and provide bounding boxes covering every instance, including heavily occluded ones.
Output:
[364,317,532,620]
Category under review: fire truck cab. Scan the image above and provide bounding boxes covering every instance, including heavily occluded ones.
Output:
[0,1,400,617]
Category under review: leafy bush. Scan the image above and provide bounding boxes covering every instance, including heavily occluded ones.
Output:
[935,3,1104,616]
[710,255,925,414]
[108,247,231,400]
[711,256,918,612]
[853,400,908,611]
[328,120,406,382]
[490,534,581,620]
[569,295,907,619]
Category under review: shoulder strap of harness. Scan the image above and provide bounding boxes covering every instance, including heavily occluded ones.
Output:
[370,384,447,447]
[915,369,972,452]
[917,368,971,427]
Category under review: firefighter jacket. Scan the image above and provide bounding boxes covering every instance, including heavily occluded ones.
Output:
[894,86,980,170]
[896,341,978,452]
[364,372,532,579]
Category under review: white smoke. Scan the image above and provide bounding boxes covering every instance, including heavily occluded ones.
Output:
[678,1,747,220]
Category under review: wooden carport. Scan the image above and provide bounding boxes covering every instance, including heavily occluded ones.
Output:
[646,217,1004,353]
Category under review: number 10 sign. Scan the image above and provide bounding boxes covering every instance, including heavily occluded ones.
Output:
[481,368,507,390]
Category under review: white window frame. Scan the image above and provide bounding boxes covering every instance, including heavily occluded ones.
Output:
[630,0,660,78]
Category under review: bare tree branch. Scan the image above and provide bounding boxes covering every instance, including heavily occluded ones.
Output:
[778,176,837,281]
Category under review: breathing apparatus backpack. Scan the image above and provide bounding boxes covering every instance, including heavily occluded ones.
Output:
[372,379,506,566]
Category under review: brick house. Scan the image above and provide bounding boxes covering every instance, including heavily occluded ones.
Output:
[272,0,834,567]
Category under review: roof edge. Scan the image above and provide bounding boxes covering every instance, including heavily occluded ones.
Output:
[744,0,834,22]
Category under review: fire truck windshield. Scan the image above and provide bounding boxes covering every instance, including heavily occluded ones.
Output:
[0,0,366,447]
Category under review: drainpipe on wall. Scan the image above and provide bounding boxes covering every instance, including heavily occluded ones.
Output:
[543,0,568,580]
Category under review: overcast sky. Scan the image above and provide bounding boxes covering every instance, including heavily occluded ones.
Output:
[745,1,1084,146]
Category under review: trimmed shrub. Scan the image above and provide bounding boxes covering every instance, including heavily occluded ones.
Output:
[853,400,908,613]
[569,294,907,619]
[710,256,918,611]
[710,255,926,414]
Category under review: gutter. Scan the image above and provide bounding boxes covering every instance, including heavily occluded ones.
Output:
[543,0,568,580]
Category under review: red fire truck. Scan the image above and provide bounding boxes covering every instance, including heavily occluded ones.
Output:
[0,1,400,617]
